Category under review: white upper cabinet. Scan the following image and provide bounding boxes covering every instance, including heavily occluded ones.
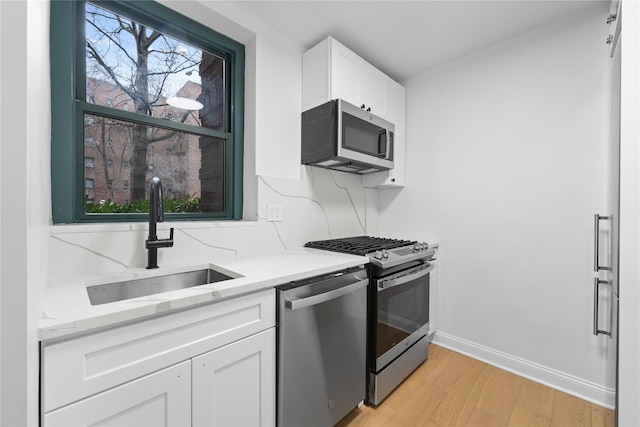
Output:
[303,36,407,188]
[302,36,389,118]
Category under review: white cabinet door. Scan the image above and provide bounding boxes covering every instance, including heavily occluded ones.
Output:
[330,44,360,108]
[330,38,387,116]
[356,61,388,117]
[192,329,276,427]
[44,361,191,427]
[303,37,389,118]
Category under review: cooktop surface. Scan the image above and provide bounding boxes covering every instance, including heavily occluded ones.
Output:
[305,236,417,256]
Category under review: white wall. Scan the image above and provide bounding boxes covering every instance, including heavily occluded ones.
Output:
[0,0,50,424]
[379,4,614,405]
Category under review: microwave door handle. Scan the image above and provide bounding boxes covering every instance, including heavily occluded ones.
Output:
[378,130,386,158]
[377,129,391,159]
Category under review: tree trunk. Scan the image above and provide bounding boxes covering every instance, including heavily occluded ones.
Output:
[98,118,114,200]
[130,34,151,202]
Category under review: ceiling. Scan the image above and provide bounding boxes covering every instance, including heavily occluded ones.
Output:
[231,0,607,81]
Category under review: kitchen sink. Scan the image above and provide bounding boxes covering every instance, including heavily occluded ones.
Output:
[86,268,237,305]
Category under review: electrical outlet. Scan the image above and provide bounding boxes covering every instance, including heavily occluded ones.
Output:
[267,204,283,222]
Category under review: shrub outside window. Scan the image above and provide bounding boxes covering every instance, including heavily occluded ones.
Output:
[51,0,244,223]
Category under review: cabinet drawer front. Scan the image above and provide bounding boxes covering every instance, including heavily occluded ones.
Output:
[43,289,275,412]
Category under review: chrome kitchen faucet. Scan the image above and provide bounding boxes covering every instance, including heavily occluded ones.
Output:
[145,177,174,269]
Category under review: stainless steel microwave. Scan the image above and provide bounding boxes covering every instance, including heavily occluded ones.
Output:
[301,99,394,174]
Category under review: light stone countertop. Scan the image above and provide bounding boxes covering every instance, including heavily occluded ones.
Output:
[39,248,369,341]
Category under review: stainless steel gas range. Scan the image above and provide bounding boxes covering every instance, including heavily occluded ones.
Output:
[305,236,436,405]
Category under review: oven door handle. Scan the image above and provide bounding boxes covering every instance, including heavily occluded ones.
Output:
[285,278,369,311]
[377,264,434,291]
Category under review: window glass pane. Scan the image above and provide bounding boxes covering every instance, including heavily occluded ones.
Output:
[83,113,226,214]
[85,2,226,131]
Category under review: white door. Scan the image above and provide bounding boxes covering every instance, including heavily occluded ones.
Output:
[43,361,191,427]
[192,329,276,427]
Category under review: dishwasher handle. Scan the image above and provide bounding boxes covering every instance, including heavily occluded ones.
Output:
[285,278,368,311]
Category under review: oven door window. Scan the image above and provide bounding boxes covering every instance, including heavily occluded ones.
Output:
[375,268,429,362]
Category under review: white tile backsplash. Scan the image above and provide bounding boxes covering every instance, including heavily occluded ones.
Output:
[49,168,378,280]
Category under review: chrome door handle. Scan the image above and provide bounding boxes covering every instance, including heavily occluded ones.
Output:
[386,129,392,160]
[594,214,612,272]
[593,278,612,337]
[285,278,368,311]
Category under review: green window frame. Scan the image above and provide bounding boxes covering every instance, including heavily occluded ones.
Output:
[50,0,244,223]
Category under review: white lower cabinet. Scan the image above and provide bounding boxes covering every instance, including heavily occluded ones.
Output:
[193,329,276,427]
[44,361,192,427]
[41,289,276,427]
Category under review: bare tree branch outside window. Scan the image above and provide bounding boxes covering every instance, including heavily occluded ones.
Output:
[83,2,225,212]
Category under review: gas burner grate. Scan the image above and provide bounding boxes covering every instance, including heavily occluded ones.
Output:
[305,236,417,256]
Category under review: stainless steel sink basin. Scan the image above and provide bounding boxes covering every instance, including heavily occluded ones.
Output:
[87,268,236,305]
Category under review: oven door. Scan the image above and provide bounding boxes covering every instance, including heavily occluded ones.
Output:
[372,262,433,372]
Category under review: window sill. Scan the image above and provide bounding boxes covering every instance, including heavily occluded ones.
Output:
[50,219,260,234]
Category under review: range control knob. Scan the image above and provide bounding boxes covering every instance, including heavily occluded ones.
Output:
[413,244,421,251]
[382,250,389,258]
[374,251,383,260]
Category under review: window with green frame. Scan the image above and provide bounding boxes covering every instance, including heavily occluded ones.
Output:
[50,0,244,223]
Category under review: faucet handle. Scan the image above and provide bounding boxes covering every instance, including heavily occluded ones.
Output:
[146,227,174,250]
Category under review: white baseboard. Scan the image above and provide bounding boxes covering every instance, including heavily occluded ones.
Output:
[432,331,615,410]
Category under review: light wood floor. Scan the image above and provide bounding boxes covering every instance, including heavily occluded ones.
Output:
[337,344,615,427]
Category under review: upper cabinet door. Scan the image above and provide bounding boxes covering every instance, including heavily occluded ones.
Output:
[330,44,360,107]
[356,59,388,116]
[303,37,389,118]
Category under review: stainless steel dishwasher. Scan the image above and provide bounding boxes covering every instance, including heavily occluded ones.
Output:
[277,266,368,427]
